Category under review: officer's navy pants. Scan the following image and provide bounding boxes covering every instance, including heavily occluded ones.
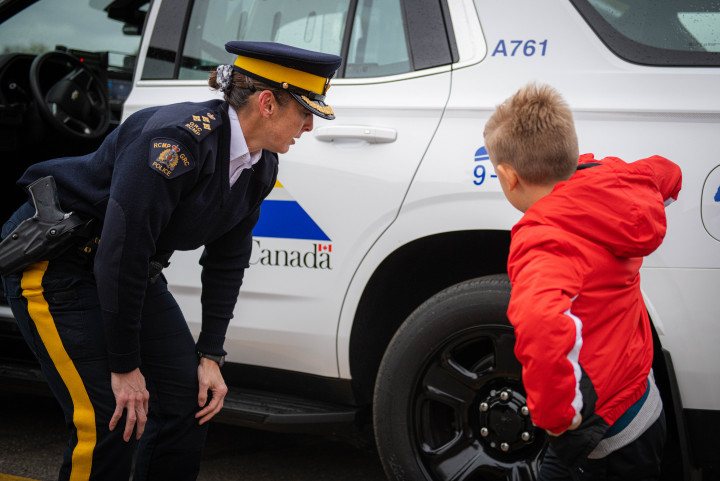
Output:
[2,208,208,481]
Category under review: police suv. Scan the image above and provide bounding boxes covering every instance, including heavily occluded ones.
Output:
[1,0,718,480]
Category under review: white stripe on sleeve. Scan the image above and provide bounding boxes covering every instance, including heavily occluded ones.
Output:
[564,304,584,422]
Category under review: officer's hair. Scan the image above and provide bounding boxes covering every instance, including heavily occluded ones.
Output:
[208,71,292,111]
[484,83,578,185]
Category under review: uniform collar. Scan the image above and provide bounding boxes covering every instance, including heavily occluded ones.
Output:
[228,106,261,163]
[227,106,262,185]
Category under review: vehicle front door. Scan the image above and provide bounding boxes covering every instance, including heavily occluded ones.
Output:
[126,0,456,376]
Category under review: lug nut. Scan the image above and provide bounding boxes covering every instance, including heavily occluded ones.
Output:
[500,390,511,401]
[521,406,529,416]
[521,431,531,442]
[480,427,489,437]
[480,402,489,412]
[500,442,510,452]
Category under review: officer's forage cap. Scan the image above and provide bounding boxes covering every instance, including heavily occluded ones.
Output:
[225,41,342,120]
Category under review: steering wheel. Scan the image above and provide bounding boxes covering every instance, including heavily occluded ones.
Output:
[29,50,110,140]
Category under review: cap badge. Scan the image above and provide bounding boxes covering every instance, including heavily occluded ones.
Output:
[301,96,334,116]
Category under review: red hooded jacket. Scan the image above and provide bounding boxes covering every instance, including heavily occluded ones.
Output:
[507,154,682,434]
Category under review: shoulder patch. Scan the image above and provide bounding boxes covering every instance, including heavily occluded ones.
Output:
[148,138,195,179]
[180,109,222,141]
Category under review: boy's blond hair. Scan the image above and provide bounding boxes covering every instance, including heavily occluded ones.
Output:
[484,83,579,185]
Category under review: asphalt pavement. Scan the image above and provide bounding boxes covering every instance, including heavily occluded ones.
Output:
[0,391,387,481]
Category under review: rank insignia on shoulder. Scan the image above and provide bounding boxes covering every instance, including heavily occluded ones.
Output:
[180,109,222,141]
[148,138,195,179]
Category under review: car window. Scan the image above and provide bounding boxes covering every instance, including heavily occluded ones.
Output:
[572,0,720,66]
[178,0,411,80]
[0,0,144,74]
[179,0,351,80]
[677,12,720,52]
[346,0,410,78]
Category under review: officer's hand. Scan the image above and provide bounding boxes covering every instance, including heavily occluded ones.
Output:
[196,357,228,425]
[546,414,582,437]
[109,369,150,442]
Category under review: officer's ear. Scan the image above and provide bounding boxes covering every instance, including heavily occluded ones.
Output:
[257,90,276,119]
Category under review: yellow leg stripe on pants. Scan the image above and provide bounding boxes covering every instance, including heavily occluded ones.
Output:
[21,261,96,481]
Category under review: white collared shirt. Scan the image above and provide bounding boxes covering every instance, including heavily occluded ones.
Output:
[227,106,262,186]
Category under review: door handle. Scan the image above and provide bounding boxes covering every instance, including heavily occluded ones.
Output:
[314,125,397,144]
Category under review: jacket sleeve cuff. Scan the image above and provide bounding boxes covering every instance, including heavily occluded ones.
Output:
[196,331,227,356]
[108,349,141,373]
[102,309,141,373]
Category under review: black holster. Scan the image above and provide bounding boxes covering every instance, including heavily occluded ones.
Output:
[0,176,93,275]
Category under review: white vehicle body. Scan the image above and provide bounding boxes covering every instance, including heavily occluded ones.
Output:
[1,0,717,479]
[125,0,720,410]
[119,2,720,477]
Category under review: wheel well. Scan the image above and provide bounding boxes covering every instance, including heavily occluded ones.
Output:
[350,246,705,478]
[650,322,699,481]
[349,230,510,405]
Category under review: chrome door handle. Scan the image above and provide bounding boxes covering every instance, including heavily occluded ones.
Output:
[314,125,397,143]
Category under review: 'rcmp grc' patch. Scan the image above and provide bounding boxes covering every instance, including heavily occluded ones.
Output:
[181,110,221,141]
[148,138,195,179]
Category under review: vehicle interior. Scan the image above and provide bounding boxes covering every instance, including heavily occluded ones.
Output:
[0,0,148,373]
[0,0,149,225]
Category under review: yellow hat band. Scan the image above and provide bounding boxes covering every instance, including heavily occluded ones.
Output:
[233,55,327,95]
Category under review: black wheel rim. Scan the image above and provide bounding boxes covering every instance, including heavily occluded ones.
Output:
[410,324,545,481]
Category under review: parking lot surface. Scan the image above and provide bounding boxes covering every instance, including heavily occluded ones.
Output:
[0,391,386,481]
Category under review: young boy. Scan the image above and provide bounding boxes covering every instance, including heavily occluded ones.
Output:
[483,83,682,480]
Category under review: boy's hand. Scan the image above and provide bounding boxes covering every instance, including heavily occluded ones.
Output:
[546,414,582,437]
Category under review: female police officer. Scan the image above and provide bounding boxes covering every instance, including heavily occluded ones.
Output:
[0,41,341,481]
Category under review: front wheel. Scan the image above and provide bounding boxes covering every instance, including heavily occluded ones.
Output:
[373,275,545,481]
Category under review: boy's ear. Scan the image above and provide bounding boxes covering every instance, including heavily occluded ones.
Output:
[495,163,519,191]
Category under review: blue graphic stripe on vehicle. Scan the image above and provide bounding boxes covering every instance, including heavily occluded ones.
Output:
[253,200,331,241]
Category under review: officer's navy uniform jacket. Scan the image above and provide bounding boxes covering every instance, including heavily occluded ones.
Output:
[17,99,278,373]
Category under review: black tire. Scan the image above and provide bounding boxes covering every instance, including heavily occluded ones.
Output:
[373,274,545,481]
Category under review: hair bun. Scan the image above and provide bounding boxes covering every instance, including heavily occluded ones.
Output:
[216,64,234,92]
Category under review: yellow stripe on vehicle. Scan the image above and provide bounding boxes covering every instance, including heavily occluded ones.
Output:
[21,261,96,481]
[265,181,292,202]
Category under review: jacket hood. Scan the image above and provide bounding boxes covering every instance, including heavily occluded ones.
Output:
[515,154,678,258]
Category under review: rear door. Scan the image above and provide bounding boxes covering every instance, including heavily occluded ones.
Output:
[124,0,456,376]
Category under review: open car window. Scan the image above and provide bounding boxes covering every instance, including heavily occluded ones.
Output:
[177,0,411,80]
[0,0,145,74]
